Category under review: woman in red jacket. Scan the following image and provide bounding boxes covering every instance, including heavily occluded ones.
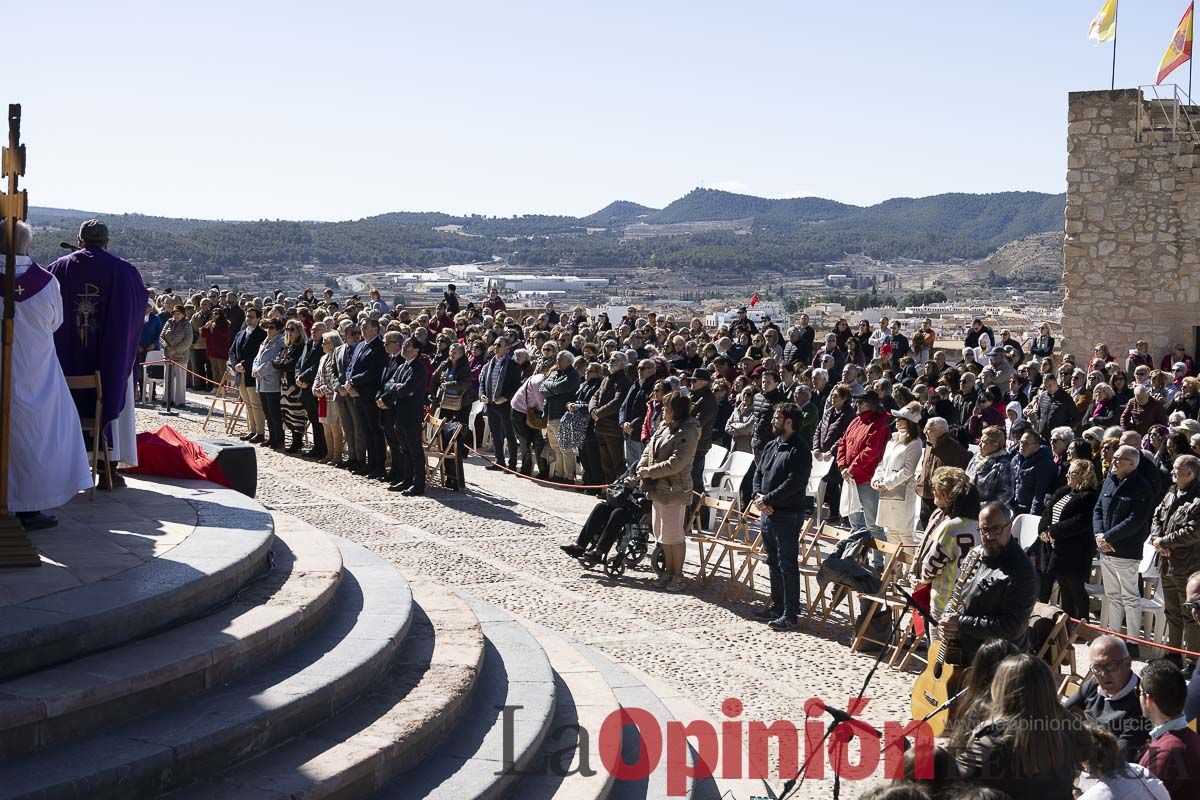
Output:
[835,389,893,558]
[201,308,233,391]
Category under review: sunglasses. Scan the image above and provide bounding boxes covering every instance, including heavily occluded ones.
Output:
[1184,600,1200,615]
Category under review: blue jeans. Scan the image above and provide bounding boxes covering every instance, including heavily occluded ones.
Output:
[761,509,803,620]
[848,482,885,567]
[624,438,645,469]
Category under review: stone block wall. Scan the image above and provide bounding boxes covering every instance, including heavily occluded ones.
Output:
[1062,88,1200,359]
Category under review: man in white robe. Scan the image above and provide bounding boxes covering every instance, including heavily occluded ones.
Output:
[0,221,93,528]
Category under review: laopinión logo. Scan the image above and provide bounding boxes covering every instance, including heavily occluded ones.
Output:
[496,696,935,797]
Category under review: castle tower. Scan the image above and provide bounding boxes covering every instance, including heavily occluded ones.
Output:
[1062,88,1200,358]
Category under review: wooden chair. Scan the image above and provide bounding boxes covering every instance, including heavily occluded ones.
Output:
[797,522,844,611]
[709,506,765,601]
[848,540,915,655]
[687,496,740,582]
[65,372,109,500]
[203,372,244,434]
[802,530,879,635]
[422,413,462,489]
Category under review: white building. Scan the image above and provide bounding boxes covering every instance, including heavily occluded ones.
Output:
[484,274,608,293]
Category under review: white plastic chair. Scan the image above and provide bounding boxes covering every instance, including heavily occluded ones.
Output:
[714,451,756,503]
[1012,514,1042,551]
[468,400,491,453]
[702,445,730,488]
[1139,538,1160,584]
[142,349,166,403]
[807,456,834,525]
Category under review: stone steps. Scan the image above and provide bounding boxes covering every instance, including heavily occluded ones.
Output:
[0,515,341,759]
[0,480,275,681]
[165,580,484,799]
[0,538,412,800]
[372,592,558,800]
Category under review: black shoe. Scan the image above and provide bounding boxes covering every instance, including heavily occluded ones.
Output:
[578,550,602,568]
[560,544,585,558]
[239,432,255,441]
[401,486,425,497]
[366,470,387,481]
[388,481,412,492]
[754,606,783,621]
[287,439,304,454]
[303,449,325,459]
[485,463,503,472]
[17,511,58,531]
[768,616,799,632]
[246,434,264,443]
[97,471,126,491]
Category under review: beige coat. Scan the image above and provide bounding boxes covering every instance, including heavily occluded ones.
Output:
[638,417,701,506]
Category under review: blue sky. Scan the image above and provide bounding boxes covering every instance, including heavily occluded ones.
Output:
[14,1,1199,220]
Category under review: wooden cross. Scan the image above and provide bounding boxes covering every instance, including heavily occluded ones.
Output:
[0,103,40,567]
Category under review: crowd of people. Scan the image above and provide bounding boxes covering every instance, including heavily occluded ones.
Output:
[7,216,1200,798]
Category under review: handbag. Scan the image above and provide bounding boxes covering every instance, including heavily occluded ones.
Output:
[439,387,464,412]
[557,410,588,450]
[523,382,547,430]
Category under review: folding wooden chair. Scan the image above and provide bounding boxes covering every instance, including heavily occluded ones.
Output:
[203,372,244,434]
[849,540,914,655]
[687,496,739,582]
[709,506,765,601]
[801,529,876,635]
[422,413,461,488]
[65,372,109,500]
[797,521,842,611]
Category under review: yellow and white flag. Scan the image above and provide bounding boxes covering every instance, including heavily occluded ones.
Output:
[1157,3,1194,85]
[1089,0,1118,43]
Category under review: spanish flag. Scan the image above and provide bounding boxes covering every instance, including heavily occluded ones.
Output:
[1157,3,1194,85]
[1089,0,1118,43]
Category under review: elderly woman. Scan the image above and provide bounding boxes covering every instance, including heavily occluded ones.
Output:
[637,391,700,592]
[966,425,1014,506]
[252,318,286,449]
[870,401,924,548]
[274,319,309,453]
[913,466,981,622]
[312,330,344,465]
[725,386,756,453]
[1038,458,1100,619]
[1085,382,1120,429]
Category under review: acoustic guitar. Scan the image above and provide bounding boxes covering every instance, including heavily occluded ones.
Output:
[910,545,983,735]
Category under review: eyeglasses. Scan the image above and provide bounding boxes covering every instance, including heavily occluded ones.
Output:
[978,523,1010,535]
[1184,600,1200,615]
[1091,658,1129,675]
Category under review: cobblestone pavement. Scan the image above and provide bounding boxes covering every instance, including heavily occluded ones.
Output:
[133,404,952,797]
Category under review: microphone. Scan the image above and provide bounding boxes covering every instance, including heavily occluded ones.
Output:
[59,241,79,251]
[806,700,881,738]
[895,583,937,631]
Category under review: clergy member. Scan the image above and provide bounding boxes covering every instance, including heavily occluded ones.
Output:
[48,220,146,488]
[0,221,93,528]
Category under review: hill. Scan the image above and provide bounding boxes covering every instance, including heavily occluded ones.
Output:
[24,188,1066,274]
[579,200,658,227]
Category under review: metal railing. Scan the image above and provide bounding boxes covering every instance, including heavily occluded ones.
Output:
[1137,84,1200,142]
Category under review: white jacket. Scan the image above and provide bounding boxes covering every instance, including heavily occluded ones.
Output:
[870,435,923,533]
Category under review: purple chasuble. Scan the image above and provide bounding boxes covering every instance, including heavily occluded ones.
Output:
[47,247,146,431]
[4,261,53,303]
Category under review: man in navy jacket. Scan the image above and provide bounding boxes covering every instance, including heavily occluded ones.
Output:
[346,318,388,478]
[378,336,428,495]
[1094,445,1155,643]
[751,402,813,631]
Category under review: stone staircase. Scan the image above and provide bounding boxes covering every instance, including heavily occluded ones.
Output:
[0,487,712,799]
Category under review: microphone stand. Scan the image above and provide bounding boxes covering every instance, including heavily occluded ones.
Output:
[773,580,929,800]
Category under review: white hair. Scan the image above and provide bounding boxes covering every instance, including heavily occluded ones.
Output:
[926,417,949,434]
[811,368,829,383]
[1051,426,1075,442]
[0,220,33,255]
[1114,444,1141,467]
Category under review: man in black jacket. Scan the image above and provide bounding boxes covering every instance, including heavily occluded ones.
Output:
[376,333,406,487]
[1030,374,1079,441]
[620,360,655,469]
[1065,636,1151,760]
[295,324,327,460]
[751,403,813,631]
[590,353,631,483]
[378,336,428,496]
[1095,445,1155,642]
[687,368,720,507]
[940,501,1039,664]
[345,318,388,479]
[743,372,787,506]
[229,308,266,443]
[479,338,522,471]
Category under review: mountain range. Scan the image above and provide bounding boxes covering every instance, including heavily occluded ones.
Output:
[26,187,1065,276]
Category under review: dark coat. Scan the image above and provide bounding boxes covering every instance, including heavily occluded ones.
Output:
[957,537,1039,664]
[589,370,631,437]
[346,336,387,399]
[1151,482,1200,576]
[1093,470,1154,560]
[296,339,323,394]
[751,433,813,513]
[751,387,787,452]
[690,385,719,454]
[378,355,428,420]
[1011,445,1058,516]
[1039,486,1099,578]
[619,377,653,438]
[1065,675,1151,761]
[540,366,580,421]
[479,355,522,402]
[954,721,1076,800]
[1033,387,1079,439]
[814,401,854,455]
[228,324,266,389]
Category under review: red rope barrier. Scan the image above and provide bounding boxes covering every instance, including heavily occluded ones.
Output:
[143,358,231,389]
[1071,618,1200,659]
[460,441,610,489]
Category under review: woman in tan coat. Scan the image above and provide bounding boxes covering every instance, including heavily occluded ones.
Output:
[637,392,701,591]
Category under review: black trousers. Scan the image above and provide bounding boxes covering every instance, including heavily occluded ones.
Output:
[512,409,546,475]
[354,395,386,474]
[486,402,518,468]
[1054,574,1090,620]
[260,391,283,446]
[597,433,624,483]
[301,389,326,454]
[822,463,844,521]
[381,409,403,477]
[580,434,604,488]
[575,502,638,557]
[395,414,425,489]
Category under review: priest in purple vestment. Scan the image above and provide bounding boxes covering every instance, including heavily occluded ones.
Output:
[47,220,146,482]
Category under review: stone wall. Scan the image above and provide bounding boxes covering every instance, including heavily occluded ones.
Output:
[1062,88,1200,359]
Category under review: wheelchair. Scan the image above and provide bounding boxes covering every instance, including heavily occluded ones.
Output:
[601,514,665,579]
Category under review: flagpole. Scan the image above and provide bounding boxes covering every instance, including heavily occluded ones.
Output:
[1111,0,1119,90]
